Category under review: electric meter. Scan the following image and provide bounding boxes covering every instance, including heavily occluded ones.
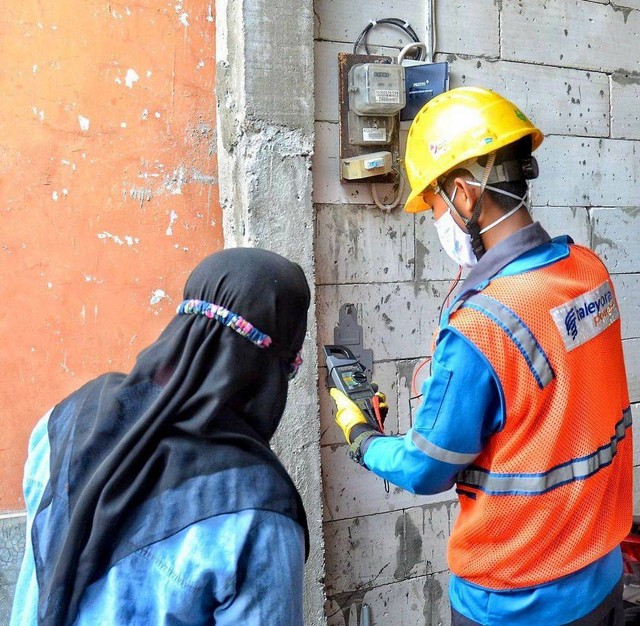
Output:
[348,63,406,116]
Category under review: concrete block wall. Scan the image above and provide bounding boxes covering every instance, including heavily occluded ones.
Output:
[314,1,640,624]
[0,516,24,624]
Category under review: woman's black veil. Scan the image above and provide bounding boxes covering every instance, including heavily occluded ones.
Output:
[32,248,311,625]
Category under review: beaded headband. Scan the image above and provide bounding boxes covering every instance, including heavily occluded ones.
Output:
[177,299,272,348]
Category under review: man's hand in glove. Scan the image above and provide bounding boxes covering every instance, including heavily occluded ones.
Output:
[329,388,387,464]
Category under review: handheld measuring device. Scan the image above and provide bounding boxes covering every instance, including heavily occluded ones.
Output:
[323,345,381,431]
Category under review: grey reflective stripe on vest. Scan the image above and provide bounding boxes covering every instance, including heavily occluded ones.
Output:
[461,293,554,389]
[411,430,479,466]
[458,407,632,495]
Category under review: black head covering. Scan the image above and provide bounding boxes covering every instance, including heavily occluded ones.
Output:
[31,248,311,626]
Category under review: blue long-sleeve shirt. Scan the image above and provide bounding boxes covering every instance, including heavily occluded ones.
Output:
[364,329,503,495]
[362,232,622,625]
[11,412,305,626]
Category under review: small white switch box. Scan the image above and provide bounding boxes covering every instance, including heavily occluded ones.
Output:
[341,151,393,180]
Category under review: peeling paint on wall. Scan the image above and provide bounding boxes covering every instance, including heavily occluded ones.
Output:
[97,232,140,247]
[128,187,153,205]
[149,289,168,305]
[125,68,140,88]
[2,1,223,516]
[166,210,179,235]
[165,167,187,195]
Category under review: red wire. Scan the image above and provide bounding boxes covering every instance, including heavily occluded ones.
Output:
[412,266,463,397]
[411,356,431,397]
[444,265,463,308]
[371,394,385,433]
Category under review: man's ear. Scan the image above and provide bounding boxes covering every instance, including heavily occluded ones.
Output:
[452,177,481,220]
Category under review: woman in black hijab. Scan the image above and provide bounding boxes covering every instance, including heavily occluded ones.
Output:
[10,247,311,626]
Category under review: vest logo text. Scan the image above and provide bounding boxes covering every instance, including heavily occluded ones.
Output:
[551,281,619,352]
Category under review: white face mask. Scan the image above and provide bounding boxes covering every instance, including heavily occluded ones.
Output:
[433,181,530,268]
[433,207,478,268]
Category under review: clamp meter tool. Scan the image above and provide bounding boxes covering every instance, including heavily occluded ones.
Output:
[323,345,383,432]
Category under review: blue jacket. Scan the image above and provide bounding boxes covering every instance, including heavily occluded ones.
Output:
[11,412,305,626]
[362,224,622,625]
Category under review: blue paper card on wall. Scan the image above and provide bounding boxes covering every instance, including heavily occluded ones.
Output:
[401,62,449,121]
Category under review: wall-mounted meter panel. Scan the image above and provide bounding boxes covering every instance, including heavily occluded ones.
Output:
[338,53,401,184]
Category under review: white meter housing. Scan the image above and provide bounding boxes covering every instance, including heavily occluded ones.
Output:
[348,63,406,116]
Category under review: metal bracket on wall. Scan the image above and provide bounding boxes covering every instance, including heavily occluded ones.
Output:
[333,304,374,379]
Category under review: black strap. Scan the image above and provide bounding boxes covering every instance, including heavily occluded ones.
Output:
[467,194,486,260]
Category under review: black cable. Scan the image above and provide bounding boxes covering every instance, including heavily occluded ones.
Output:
[353,18,425,61]
[468,198,487,261]
[363,18,421,57]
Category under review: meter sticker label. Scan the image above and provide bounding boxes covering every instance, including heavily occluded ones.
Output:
[363,128,387,142]
[375,89,400,104]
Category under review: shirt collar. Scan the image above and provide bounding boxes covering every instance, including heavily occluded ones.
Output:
[462,222,552,293]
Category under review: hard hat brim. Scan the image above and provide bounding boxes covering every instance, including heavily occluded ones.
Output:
[404,188,432,213]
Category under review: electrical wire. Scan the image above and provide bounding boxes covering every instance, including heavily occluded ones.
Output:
[353,18,425,60]
[438,264,463,327]
[411,265,464,399]
[371,174,405,212]
[354,18,420,54]
[397,42,427,65]
[444,265,463,308]
[411,356,432,398]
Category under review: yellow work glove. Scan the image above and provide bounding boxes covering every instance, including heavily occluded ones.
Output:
[330,388,368,444]
[329,388,383,465]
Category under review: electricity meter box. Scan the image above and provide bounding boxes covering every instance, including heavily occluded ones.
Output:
[348,63,406,115]
[338,52,401,184]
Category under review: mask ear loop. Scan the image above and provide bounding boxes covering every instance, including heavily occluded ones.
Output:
[480,197,527,235]
[433,183,469,225]
[466,152,496,261]
[465,181,531,235]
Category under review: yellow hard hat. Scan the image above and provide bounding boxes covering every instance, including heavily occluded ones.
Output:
[403,87,544,213]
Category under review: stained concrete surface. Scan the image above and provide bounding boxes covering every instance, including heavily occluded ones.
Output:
[0,516,25,626]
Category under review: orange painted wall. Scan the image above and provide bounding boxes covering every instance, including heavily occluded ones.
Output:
[0,1,222,509]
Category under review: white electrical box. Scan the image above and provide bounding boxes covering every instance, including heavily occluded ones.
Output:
[341,151,393,180]
[348,63,406,116]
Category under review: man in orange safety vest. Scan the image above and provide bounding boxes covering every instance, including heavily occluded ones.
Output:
[331,87,632,626]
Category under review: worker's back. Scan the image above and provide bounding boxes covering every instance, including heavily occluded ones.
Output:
[447,242,632,589]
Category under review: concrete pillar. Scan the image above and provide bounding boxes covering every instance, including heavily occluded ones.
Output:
[215,0,325,623]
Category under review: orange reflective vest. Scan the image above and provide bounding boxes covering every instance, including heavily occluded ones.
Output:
[445,243,632,590]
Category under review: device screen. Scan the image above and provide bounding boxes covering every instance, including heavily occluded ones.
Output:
[337,366,368,391]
